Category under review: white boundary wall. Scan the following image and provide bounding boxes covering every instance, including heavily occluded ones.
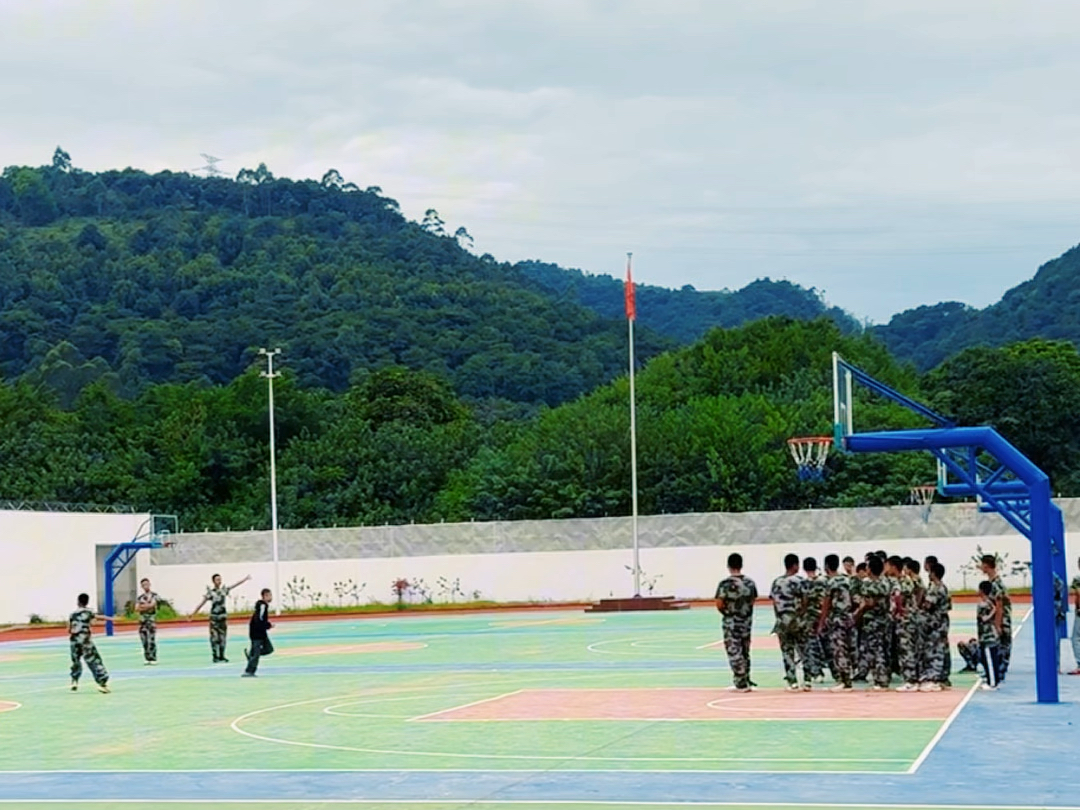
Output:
[0,510,150,624]
[3,503,1069,623]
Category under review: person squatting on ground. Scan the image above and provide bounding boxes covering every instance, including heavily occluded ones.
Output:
[977,580,1003,690]
[817,554,855,691]
[770,553,808,691]
[801,557,829,683]
[957,638,981,674]
[242,588,275,677]
[854,555,892,691]
[714,553,759,692]
[136,577,159,665]
[69,593,120,693]
[190,573,251,663]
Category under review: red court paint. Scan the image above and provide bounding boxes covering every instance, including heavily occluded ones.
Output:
[416,687,966,722]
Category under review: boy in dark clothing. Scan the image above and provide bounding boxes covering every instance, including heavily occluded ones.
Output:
[242,589,274,677]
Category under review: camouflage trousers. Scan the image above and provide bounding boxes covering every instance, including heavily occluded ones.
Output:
[825,620,854,687]
[209,617,229,661]
[70,639,108,686]
[860,620,891,688]
[919,621,949,683]
[897,619,923,684]
[139,618,157,662]
[722,620,753,689]
[802,627,827,680]
[957,639,981,672]
[773,614,804,685]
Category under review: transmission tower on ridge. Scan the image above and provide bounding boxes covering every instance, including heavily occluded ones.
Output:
[199,153,224,177]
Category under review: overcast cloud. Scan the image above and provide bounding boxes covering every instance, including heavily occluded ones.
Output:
[3,0,1080,322]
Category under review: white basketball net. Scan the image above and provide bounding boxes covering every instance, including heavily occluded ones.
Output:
[786,437,832,471]
[909,486,936,506]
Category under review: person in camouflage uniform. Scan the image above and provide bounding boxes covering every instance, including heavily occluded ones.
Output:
[957,638,981,673]
[135,578,160,665]
[924,555,952,679]
[801,557,828,682]
[852,562,869,681]
[976,580,1002,689]
[854,555,892,690]
[894,558,925,691]
[191,573,250,663]
[919,562,950,690]
[817,554,855,691]
[980,555,1012,681]
[770,553,807,691]
[884,555,904,679]
[714,552,759,692]
[69,593,119,693]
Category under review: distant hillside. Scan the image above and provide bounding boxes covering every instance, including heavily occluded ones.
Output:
[876,243,1080,370]
[517,260,862,343]
[0,152,673,406]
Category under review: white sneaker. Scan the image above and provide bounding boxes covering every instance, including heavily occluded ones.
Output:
[784,683,801,692]
[895,682,919,692]
[979,683,998,691]
[919,682,942,692]
[828,684,853,692]
[871,685,888,692]
[801,683,812,692]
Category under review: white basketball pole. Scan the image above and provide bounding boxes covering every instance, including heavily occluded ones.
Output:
[626,253,641,597]
[259,348,282,615]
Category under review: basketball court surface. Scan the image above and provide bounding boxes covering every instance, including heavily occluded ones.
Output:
[0,605,1075,809]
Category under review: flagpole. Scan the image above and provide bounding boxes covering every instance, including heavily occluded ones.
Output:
[626,252,641,597]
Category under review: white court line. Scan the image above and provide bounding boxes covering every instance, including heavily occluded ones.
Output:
[0,800,1075,808]
[695,640,723,650]
[406,690,524,722]
[906,606,1033,775]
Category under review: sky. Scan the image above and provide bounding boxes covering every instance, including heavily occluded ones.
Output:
[3,0,1080,323]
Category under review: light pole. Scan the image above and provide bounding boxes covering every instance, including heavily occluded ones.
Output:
[259,348,282,615]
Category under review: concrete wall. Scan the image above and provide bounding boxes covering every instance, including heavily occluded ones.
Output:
[138,501,1069,614]
[0,510,150,624]
[3,502,1068,624]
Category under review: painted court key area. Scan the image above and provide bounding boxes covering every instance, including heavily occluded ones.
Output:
[413,687,967,722]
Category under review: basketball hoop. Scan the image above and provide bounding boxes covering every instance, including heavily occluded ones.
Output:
[910,484,936,523]
[787,436,833,481]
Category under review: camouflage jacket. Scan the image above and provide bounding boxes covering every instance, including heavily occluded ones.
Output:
[136,591,160,624]
[824,573,854,625]
[977,597,1000,646]
[715,575,758,628]
[922,580,950,630]
[69,608,95,643]
[803,576,828,625]
[205,586,232,619]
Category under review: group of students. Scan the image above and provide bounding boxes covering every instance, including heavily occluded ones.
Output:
[66,573,276,693]
[715,550,1016,693]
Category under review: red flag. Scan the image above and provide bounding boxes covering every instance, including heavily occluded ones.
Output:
[624,255,636,321]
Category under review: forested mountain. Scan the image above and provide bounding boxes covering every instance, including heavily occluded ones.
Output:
[518,260,861,343]
[0,152,675,408]
[875,243,1080,370]
[1,152,864,412]
[6,151,1080,529]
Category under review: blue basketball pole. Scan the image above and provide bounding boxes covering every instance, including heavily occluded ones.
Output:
[846,425,1060,703]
